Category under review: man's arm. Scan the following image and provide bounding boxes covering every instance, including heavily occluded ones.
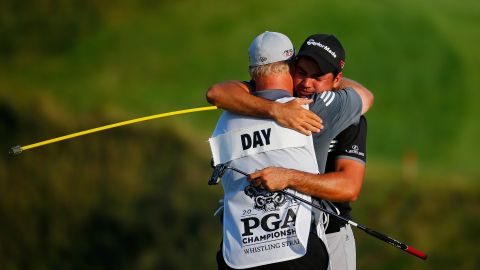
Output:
[251,116,367,202]
[339,77,374,115]
[206,80,270,116]
[249,160,364,202]
[206,80,323,135]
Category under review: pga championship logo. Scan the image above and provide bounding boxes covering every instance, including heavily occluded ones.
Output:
[240,185,299,251]
[244,185,287,212]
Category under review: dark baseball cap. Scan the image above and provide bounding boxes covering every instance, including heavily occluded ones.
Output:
[297,34,345,75]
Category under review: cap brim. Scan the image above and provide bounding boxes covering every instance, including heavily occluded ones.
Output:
[297,51,337,75]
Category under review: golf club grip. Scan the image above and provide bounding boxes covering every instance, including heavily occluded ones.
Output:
[404,246,428,260]
[362,227,427,260]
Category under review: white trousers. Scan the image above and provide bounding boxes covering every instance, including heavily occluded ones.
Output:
[325,224,356,270]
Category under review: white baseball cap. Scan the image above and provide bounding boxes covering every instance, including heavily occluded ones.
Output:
[248,31,295,67]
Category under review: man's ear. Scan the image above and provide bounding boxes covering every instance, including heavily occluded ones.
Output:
[333,72,343,89]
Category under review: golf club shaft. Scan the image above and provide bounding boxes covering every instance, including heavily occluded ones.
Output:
[9,106,217,155]
[226,166,427,260]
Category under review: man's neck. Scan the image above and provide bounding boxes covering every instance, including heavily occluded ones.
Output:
[254,75,293,95]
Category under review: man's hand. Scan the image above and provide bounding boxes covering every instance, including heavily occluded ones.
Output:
[248,167,293,192]
[271,98,323,135]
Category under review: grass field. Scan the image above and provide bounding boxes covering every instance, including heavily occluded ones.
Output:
[1,0,479,269]
[3,0,480,172]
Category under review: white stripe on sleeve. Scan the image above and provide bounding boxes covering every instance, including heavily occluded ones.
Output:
[325,92,336,106]
[322,91,331,102]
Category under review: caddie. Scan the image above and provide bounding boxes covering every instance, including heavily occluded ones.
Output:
[209,31,327,269]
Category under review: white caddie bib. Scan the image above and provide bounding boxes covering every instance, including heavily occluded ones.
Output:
[210,122,310,166]
[209,121,315,269]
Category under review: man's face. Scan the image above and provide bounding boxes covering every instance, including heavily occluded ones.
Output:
[293,57,340,97]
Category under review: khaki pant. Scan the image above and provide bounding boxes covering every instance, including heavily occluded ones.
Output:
[325,225,356,270]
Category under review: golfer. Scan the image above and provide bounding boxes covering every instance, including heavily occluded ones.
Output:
[207,34,372,270]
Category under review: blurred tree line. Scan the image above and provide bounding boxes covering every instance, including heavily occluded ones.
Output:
[0,96,222,269]
[0,2,224,268]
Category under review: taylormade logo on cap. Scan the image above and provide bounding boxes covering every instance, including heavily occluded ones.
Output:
[298,34,346,73]
[306,39,337,58]
[248,31,295,67]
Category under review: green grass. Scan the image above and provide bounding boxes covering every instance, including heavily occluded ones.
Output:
[2,0,479,173]
[1,0,480,269]
[355,161,480,269]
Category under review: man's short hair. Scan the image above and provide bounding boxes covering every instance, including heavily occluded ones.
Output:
[249,61,291,81]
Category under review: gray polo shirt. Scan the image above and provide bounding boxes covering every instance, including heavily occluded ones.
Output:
[308,88,362,173]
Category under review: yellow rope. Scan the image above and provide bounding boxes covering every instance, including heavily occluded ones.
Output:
[12,106,218,154]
